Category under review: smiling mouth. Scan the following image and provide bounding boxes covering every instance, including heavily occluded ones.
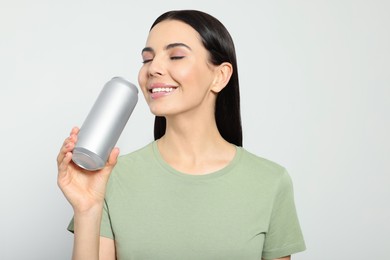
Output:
[150,87,177,93]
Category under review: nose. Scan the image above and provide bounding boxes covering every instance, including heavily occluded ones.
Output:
[147,56,165,77]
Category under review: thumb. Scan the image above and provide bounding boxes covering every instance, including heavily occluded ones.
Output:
[98,147,120,178]
[106,147,120,167]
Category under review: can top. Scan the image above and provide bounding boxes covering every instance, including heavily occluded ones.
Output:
[110,76,139,94]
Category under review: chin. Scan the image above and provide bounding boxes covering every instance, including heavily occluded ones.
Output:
[148,107,167,117]
[148,104,176,117]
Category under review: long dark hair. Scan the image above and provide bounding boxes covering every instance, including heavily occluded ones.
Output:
[151,10,242,146]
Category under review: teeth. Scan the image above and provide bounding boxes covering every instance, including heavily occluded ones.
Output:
[151,87,175,93]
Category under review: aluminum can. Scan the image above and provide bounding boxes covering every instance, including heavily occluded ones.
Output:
[72,77,138,171]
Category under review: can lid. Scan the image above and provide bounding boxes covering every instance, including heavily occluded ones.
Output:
[72,148,105,171]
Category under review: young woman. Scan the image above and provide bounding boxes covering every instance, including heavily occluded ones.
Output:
[58,10,306,260]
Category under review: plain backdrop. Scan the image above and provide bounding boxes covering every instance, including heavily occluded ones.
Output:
[1,0,389,259]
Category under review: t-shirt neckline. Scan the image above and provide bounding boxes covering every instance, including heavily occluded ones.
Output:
[151,141,242,180]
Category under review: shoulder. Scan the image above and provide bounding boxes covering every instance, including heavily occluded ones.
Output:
[232,148,292,196]
[237,147,287,180]
[227,147,296,208]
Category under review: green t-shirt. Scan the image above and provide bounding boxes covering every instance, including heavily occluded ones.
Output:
[68,141,305,259]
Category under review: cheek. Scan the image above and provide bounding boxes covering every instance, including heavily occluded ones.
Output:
[176,65,214,92]
[138,67,149,97]
[138,72,152,105]
[138,66,147,87]
[171,64,199,86]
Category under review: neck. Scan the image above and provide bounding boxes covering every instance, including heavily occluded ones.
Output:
[160,112,224,155]
[156,112,235,175]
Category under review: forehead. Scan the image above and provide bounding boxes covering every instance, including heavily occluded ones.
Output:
[146,20,202,48]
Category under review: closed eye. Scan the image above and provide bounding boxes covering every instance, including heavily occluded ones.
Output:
[170,56,184,60]
[142,59,153,64]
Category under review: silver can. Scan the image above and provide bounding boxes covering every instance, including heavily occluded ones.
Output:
[72,77,138,171]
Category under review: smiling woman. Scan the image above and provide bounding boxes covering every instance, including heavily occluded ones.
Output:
[58,9,306,260]
[139,19,227,128]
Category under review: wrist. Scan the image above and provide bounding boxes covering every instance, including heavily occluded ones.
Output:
[73,201,104,217]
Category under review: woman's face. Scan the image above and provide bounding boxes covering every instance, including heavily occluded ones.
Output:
[138,20,218,118]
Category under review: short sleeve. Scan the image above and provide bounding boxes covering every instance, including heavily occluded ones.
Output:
[100,199,115,239]
[66,200,114,239]
[262,170,306,260]
[67,217,74,233]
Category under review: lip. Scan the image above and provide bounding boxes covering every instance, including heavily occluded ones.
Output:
[148,82,178,99]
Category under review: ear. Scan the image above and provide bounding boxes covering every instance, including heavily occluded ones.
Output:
[211,62,233,93]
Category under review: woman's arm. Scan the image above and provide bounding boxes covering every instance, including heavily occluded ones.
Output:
[72,209,116,260]
[57,127,119,260]
[99,237,116,260]
[72,206,103,259]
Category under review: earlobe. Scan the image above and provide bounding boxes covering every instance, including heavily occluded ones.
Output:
[211,62,233,93]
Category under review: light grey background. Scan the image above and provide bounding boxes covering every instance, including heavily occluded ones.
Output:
[1,0,389,259]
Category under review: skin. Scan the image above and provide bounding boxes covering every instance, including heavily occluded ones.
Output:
[138,20,236,175]
[57,127,117,260]
[57,20,290,260]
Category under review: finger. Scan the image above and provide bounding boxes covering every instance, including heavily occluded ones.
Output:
[57,129,78,165]
[57,151,76,191]
[106,147,120,167]
[60,127,78,151]
[57,137,74,165]
[57,151,73,179]
[70,126,80,135]
[99,148,120,177]
[68,128,79,144]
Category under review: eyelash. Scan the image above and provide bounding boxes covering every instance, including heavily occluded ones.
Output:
[170,56,184,60]
[142,59,152,64]
[142,56,185,64]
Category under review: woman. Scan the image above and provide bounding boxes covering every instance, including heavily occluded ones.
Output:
[58,10,306,260]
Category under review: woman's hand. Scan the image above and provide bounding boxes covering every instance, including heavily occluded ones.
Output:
[57,127,120,213]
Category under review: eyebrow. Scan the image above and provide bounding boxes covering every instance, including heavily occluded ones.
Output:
[141,42,192,54]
